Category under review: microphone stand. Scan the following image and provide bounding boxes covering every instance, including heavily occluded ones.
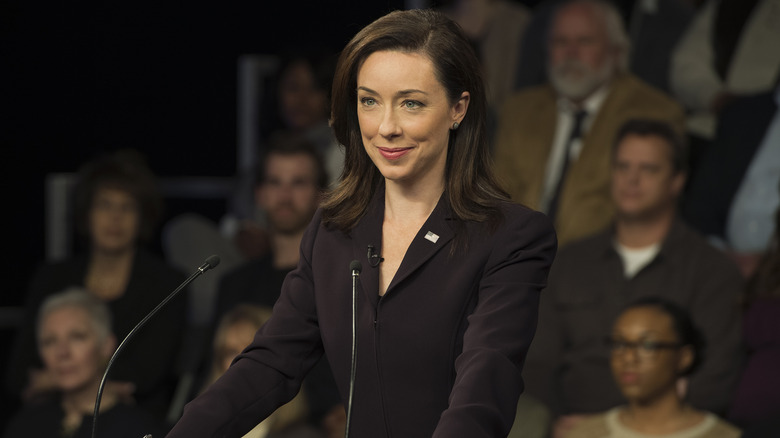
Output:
[91,255,220,438]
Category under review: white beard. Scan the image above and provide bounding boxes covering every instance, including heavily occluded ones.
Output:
[549,57,615,101]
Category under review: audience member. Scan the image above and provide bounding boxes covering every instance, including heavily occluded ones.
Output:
[682,85,780,278]
[258,49,343,188]
[5,149,187,424]
[565,297,741,438]
[494,0,685,247]
[162,48,342,330]
[669,0,780,156]
[437,0,532,128]
[2,288,164,438]
[514,0,695,94]
[728,187,780,434]
[200,304,323,438]
[166,134,342,434]
[523,119,744,436]
[213,133,341,434]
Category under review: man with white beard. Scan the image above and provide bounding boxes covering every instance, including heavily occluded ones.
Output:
[493,0,684,248]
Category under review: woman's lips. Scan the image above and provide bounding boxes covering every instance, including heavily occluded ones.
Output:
[618,372,640,384]
[378,147,412,160]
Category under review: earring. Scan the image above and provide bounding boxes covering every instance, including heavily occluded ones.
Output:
[451,121,460,130]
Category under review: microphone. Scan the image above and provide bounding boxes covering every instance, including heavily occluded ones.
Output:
[91,255,221,438]
[367,245,383,267]
[345,260,361,438]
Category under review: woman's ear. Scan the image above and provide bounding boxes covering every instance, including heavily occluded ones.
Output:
[102,334,118,360]
[677,344,694,375]
[451,91,470,125]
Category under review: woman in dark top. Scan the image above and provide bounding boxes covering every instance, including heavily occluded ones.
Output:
[167,9,556,438]
[2,289,164,438]
[5,149,187,423]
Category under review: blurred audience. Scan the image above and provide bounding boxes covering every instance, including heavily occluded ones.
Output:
[2,288,164,438]
[728,187,780,435]
[669,0,780,167]
[514,0,695,94]
[199,304,324,438]
[5,149,187,425]
[494,0,685,247]
[437,0,532,133]
[258,49,343,188]
[524,119,744,436]
[564,297,741,438]
[682,85,780,278]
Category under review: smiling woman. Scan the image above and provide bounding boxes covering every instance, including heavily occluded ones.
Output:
[166,9,557,438]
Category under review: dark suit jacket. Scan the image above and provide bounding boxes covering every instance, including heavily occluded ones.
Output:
[167,190,557,438]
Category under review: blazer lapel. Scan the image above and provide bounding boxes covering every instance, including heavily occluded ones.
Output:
[386,193,455,294]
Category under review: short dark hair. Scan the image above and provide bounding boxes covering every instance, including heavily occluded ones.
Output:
[255,130,329,190]
[72,148,163,245]
[621,296,704,376]
[613,118,688,174]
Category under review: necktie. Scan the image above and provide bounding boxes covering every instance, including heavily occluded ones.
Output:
[547,109,587,223]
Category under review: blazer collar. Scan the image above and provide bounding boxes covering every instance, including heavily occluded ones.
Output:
[351,186,456,304]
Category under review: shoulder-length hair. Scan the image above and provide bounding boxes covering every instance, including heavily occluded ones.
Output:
[322,8,509,232]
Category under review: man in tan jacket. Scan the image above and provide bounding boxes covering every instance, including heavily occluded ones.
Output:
[494,0,685,247]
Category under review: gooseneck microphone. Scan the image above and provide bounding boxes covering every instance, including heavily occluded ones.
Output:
[91,255,221,438]
[345,260,361,438]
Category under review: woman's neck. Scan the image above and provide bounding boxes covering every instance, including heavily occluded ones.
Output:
[86,246,135,300]
[621,391,703,434]
[383,179,444,224]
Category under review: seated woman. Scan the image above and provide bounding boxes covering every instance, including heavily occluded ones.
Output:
[565,296,741,438]
[5,149,188,423]
[2,288,163,438]
[200,303,324,438]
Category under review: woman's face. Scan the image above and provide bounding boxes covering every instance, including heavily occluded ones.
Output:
[609,306,692,404]
[356,50,468,188]
[38,306,112,393]
[89,187,141,253]
[279,60,328,130]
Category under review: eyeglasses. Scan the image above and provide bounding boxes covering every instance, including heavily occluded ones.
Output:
[605,337,683,360]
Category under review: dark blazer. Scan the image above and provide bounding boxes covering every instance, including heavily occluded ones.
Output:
[167,191,557,438]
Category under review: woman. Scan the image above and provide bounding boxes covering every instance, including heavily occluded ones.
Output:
[565,297,741,437]
[201,304,323,438]
[6,149,188,422]
[167,8,557,438]
[2,288,163,438]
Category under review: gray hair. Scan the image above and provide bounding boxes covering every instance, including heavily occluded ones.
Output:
[551,0,631,71]
[37,287,113,344]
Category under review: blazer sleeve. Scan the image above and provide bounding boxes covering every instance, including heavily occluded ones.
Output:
[166,215,326,438]
[433,209,558,437]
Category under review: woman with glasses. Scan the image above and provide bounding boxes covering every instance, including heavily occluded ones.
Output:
[565,296,740,437]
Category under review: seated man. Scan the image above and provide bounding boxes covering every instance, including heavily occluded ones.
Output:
[523,119,744,436]
[493,0,684,247]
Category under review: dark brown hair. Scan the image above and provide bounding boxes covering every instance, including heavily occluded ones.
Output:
[613,118,689,174]
[72,148,163,245]
[322,8,509,232]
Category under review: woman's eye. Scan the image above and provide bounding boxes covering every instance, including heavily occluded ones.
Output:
[404,100,422,109]
[361,97,376,106]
